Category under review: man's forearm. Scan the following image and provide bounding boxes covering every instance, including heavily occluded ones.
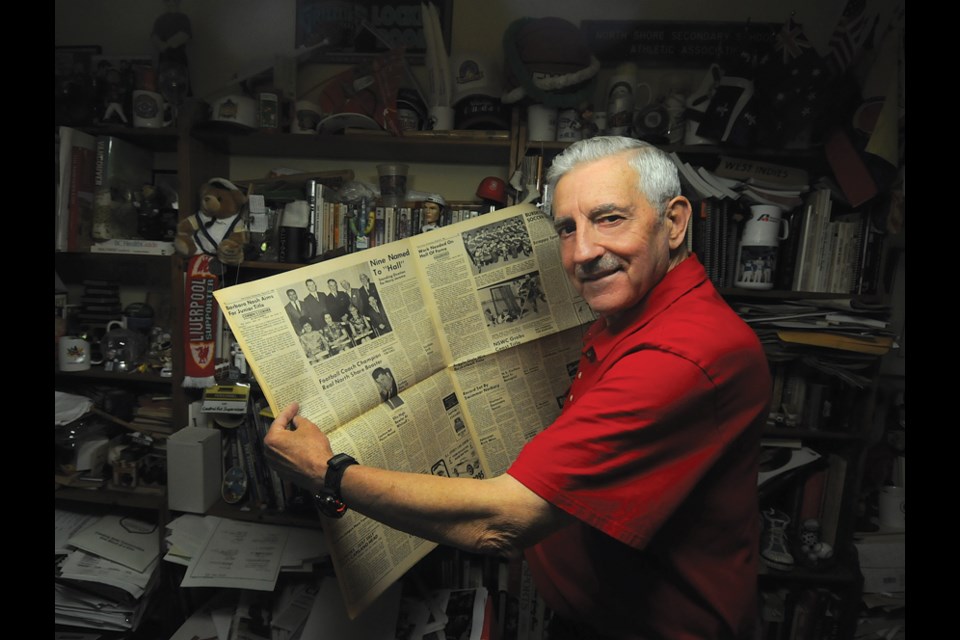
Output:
[339,465,566,557]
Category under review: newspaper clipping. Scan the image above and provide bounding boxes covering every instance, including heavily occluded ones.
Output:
[214,203,596,618]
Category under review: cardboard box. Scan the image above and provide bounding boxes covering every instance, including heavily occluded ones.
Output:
[855,533,905,593]
[167,427,222,514]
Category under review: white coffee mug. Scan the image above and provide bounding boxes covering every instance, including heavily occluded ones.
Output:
[527,104,558,142]
[743,205,790,246]
[58,336,92,372]
[291,100,322,134]
[556,109,582,142]
[429,105,455,131]
[132,89,173,128]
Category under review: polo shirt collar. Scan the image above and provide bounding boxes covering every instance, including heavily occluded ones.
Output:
[581,254,708,362]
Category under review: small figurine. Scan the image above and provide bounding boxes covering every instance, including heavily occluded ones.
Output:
[152,0,192,99]
[421,194,446,232]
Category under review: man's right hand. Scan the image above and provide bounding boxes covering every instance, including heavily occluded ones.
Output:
[263,402,335,493]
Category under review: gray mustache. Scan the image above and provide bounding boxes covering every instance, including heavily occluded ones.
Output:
[575,254,622,279]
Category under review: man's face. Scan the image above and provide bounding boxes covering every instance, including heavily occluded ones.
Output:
[287,291,298,302]
[376,370,393,389]
[552,153,687,324]
[306,280,317,292]
[340,280,351,292]
[328,281,338,294]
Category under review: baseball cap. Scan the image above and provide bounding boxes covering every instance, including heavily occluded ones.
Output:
[450,51,510,130]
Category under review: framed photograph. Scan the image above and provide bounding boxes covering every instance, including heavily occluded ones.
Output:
[55,45,101,125]
[295,0,452,63]
[90,54,154,125]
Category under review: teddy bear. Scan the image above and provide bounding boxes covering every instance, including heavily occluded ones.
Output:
[174,177,249,265]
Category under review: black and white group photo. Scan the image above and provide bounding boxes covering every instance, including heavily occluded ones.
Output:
[462,215,533,275]
[281,268,393,363]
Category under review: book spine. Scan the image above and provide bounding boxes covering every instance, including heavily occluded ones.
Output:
[306,179,318,257]
[385,206,395,244]
[67,141,96,252]
[236,415,265,508]
[374,206,385,246]
[253,404,286,511]
[92,137,112,241]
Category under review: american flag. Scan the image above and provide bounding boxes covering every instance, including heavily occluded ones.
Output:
[753,18,832,148]
[827,0,874,76]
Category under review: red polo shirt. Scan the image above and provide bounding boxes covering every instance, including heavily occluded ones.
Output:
[508,255,770,639]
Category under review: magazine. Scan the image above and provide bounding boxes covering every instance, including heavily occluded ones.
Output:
[214,202,596,618]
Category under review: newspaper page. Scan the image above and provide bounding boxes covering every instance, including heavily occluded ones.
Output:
[214,203,596,618]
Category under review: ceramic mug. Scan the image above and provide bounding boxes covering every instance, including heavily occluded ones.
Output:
[527,104,558,142]
[556,109,582,142]
[743,205,790,246]
[58,336,91,371]
[132,89,173,128]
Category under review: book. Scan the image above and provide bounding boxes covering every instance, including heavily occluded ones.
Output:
[819,454,849,547]
[696,166,741,200]
[90,238,176,255]
[713,156,810,191]
[740,186,804,211]
[65,128,97,252]
[57,126,94,252]
[92,135,154,242]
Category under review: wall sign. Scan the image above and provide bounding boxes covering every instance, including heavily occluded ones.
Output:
[295,0,452,63]
[580,20,777,67]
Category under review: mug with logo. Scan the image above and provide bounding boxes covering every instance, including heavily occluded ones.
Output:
[58,336,91,371]
[556,109,582,142]
[734,205,790,290]
[133,89,173,128]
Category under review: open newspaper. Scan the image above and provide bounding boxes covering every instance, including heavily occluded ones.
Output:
[214,203,597,618]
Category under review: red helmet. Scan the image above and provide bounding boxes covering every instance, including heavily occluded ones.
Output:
[476,176,507,204]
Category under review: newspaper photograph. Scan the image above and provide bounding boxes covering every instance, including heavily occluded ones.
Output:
[213,203,596,618]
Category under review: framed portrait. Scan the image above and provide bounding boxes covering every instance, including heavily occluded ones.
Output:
[55,45,102,125]
[294,0,452,63]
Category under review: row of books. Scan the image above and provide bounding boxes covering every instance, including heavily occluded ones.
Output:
[299,180,490,258]
[686,192,887,296]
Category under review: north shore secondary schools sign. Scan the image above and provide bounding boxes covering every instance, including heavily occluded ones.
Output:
[580,20,778,67]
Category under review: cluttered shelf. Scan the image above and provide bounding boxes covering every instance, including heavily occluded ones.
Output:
[73,123,180,153]
[191,127,515,165]
[54,366,172,384]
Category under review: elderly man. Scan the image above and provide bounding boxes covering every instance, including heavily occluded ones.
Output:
[265,137,770,639]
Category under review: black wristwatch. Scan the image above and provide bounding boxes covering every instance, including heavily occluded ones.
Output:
[314,453,358,518]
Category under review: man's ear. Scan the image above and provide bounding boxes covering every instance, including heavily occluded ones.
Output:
[665,196,692,250]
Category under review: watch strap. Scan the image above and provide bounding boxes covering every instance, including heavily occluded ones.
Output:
[314,453,358,518]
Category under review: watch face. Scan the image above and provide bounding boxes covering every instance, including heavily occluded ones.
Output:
[221,465,248,504]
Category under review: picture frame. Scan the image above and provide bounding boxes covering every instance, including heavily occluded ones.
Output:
[55,45,102,125]
[294,0,452,64]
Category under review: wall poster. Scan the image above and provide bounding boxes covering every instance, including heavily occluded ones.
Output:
[295,0,452,64]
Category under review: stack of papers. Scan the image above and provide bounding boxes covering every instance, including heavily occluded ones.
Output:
[55,509,161,632]
[165,515,329,591]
